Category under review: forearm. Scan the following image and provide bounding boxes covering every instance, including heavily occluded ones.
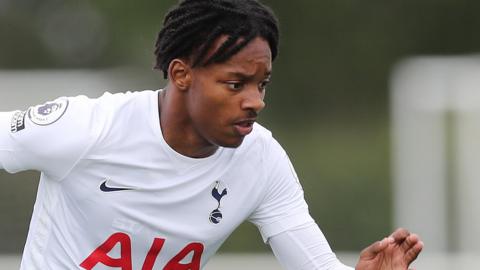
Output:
[269,222,354,270]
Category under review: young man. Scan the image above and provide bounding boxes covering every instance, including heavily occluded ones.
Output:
[0,0,423,269]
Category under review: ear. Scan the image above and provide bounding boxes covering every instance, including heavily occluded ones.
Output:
[167,59,192,91]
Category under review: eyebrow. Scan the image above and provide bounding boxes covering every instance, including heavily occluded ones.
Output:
[225,71,272,80]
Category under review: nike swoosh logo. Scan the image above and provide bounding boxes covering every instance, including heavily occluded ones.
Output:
[100,180,135,192]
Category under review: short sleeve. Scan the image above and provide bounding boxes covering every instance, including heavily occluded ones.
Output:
[0,95,101,180]
[248,137,314,243]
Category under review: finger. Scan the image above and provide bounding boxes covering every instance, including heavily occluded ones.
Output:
[405,241,424,264]
[360,237,393,259]
[401,233,419,252]
[390,228,410,243]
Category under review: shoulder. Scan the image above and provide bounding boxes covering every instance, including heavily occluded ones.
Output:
[87,90,159,149]
[93,90,156,112]
[35,90,156,135]
[36,90,156,119]
[239,122,272,150]
[84,90,157,129]
[237,122,284,158]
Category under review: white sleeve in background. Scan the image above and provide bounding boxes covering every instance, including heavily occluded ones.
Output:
[247,129,354,269]
[269,222,355,270]
[0,112,19,171]
[0,95,101,180]
[249,137,314,241]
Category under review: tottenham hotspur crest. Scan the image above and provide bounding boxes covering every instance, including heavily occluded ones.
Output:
[209,181,227,224]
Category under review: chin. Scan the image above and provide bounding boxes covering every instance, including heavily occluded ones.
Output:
[215,136,245,149]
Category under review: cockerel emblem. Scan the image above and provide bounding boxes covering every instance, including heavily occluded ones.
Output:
[209,181,227,224]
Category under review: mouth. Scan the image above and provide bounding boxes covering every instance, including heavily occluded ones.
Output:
[233,119,255,136]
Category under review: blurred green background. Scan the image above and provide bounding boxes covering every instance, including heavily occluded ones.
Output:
[1,0,480,254]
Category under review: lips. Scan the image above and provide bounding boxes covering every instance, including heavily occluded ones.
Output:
[233,119,255,136]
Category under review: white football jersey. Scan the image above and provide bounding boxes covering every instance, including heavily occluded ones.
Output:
[0,90,313,269]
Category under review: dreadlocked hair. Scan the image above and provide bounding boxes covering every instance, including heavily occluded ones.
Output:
[154,0,279,79]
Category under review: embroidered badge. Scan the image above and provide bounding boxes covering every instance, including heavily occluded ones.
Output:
[10,110,27,133]
[28,98,69,126]
[209,181,228,224]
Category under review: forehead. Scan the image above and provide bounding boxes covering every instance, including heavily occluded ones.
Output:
[203,36,272,75]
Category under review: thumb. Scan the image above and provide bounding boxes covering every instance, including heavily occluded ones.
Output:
[360,237,394,259]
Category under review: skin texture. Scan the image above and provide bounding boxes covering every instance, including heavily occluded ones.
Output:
[158,35,423,268]
[356,228,424,270]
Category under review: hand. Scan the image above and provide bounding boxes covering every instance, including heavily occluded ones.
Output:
[355,228,423,270]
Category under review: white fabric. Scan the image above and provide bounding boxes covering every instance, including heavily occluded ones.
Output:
[0,90,315,269]
[0,96,99,178]
[269,223,354,270]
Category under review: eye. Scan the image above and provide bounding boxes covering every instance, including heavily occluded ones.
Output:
[226,82,244,91]
[259,80,270,91]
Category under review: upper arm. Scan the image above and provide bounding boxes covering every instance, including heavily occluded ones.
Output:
[248,136,314,241]
[0,96,101,179]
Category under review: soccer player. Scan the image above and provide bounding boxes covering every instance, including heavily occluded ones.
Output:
[0,0,423,269]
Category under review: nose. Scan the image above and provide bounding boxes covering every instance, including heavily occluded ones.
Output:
[240,87,265,114]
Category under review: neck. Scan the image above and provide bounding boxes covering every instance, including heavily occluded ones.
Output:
[158,87,218,158]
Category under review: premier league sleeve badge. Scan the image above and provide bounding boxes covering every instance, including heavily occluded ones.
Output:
[27,98,69,126]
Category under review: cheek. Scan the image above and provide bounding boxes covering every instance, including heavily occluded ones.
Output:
[202,97,230,124]
[189,86,228,125]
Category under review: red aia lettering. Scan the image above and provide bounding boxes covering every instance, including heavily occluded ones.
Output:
[164,243,204,270]
[141,238,165,270]
[80,232,132,270]
[80,233,203,270]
